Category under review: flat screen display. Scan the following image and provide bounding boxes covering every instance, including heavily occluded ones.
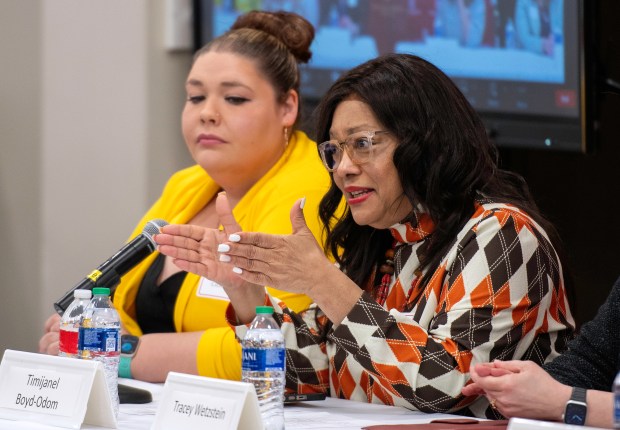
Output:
[195,0,591,152]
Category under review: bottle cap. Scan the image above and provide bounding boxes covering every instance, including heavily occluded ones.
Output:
[74,289,93,299]
[255,306,274,314]
[92,287,111,296]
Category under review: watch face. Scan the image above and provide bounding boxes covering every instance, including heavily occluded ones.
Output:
[120,335,139,356]
[564,402,587,425]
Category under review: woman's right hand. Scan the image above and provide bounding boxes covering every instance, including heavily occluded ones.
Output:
[155,193,247,287]
[155,193,266,321]
[39,313,61,355]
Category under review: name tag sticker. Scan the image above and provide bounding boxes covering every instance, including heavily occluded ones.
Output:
[0,349,116,429]
[196,277,230,301]
[152,372,263,430]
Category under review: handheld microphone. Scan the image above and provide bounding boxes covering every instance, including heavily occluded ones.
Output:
[53,219,169,315]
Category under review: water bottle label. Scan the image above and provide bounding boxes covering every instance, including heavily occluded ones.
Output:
[78,327,119,352]
[59,328,79,355]
[242,348,285,371]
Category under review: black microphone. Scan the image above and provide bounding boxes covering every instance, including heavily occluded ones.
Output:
[53,219,168,315]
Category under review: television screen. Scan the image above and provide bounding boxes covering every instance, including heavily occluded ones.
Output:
[195,0,593,152]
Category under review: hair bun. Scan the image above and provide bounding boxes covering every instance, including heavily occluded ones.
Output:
[231,10,314,64]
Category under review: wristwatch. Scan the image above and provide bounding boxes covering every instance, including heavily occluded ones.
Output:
[563,386,587,425]
[119,335,140,379]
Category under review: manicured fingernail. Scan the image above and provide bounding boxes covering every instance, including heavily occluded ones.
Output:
[217,244,230,252]
[300,197,306,209]
[229,234,241,242]
[232,267,243,274]
[219,254,231,262]
[218,191,226,196]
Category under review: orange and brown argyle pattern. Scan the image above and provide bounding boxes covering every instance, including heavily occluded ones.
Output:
[230,201,575,418]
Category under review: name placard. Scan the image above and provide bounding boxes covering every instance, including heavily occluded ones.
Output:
[0,349,116,429]
[152,372,263,430]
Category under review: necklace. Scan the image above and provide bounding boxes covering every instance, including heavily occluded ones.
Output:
[374,243,423,311]
[375,247,395,306]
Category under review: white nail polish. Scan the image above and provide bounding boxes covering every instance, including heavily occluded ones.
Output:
[217,244,230,252]
[229,234,241,242]
[232,267,243,274]
[300,196,306,209]
[219,254,231,262]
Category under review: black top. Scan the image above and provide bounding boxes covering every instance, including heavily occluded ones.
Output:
[544,276,620,390]
[135,253,186,333]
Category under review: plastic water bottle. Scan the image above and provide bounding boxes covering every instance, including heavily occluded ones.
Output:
[242,306,285,430]
[614,370,620,429]
[78,287,120,418]
[58,289,92,358]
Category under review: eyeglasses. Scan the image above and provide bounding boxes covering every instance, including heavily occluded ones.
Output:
[318,130,390,172]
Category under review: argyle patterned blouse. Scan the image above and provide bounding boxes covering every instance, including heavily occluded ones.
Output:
[228,201,575,418]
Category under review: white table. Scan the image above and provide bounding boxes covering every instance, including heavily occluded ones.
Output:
[119,379,458,430]
[0,376,455,430]
[0,378,607,429]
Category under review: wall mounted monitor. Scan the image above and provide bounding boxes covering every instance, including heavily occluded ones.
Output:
[194,0,596,152]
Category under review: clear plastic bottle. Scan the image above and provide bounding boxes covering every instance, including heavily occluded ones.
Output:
[58,289,92,358]
[78,287,120,418]
[614,370,620,429]
[242,306,285,430]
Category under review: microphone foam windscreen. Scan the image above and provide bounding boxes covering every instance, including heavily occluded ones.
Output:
[143,219,169,247]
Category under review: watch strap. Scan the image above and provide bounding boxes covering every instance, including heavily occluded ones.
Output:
[570,386,587,403]
[564,386,587,425]
[119,355,133,379]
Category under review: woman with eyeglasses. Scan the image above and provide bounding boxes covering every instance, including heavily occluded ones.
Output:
[154,53,575,417]
[38,10,331,383]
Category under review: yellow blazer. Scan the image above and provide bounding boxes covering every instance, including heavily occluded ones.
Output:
[113,131,330,380]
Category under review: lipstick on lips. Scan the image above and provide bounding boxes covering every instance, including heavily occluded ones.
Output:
[345,186,373,205]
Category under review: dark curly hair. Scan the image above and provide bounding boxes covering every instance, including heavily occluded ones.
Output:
[315,53,571,301]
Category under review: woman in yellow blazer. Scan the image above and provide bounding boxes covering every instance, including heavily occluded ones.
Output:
[115,130,327,381]
[39,10,329,382]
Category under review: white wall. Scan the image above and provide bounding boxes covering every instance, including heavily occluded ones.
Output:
[0,0,43,354]
[0,0,193,355]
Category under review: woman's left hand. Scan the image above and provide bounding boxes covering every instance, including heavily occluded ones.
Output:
[38,313,61,355]
[219,197,336,296]
[220,197,363,324]
[462,360,570,420]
